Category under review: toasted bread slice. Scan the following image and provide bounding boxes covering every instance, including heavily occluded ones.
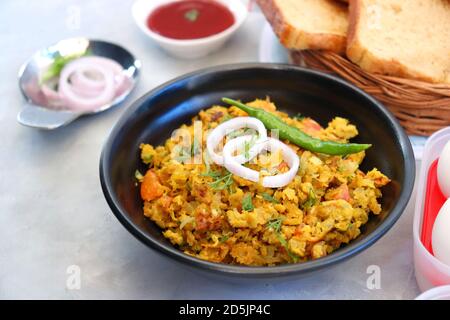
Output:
[347,0,450,84]
[257,0,349,54]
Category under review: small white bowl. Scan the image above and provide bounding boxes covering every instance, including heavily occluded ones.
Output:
[131,0,248,59]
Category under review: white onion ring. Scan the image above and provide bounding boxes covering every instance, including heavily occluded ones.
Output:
[222,135,261,182]
[222,137,300,188]
[58,59,115,111]
[261,138,300,188]
[206,117,267,165]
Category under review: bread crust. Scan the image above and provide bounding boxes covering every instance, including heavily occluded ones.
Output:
[257,0,347,54]
[347,0,449,84]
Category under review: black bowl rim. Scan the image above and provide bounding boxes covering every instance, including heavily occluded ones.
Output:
[99,63,415,276]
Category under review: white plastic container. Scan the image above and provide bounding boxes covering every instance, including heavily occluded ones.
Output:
[414,127,450,292]
[416,285,450,300]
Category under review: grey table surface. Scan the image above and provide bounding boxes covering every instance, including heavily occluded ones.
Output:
[0,0,421,299]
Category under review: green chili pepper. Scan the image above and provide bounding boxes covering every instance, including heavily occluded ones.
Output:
[222,98,371,156]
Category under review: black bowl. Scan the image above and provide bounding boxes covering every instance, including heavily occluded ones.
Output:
[100,64,415,278]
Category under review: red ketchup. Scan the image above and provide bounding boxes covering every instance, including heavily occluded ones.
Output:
[147,0,235,40]
[421,159,447,253]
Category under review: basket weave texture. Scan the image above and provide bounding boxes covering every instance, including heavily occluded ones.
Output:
[291,50,450,136]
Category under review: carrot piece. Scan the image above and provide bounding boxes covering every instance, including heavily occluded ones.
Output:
[140,170,164,201]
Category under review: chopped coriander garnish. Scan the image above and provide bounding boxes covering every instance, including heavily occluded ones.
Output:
[201,170,222,178]
[174,136,202,163]
[243,135,257,160]
[41,51,89,83]
[244,141,250,160]
[266,217,299,263]
[174,146,191,163]
[227,127,254,139]
[293,113,305,120]
[275,233,299,263]
[202,154,223,177]
[219,114,233,123]
[208,171,234,192]
[267,217,283,233]
[261,192,279,203]
[203,152,212,173]
[242,193,254,211]
[184,9,199,22]
[202,158,234,191]
[219,234,229,243]
[191,137,201,156]
[302,188,317,210]
[135,170,144,182]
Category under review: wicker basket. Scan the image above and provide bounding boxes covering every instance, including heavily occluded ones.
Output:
[290,50,450,136]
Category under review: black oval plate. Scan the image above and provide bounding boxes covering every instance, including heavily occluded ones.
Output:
[100,64,415,278]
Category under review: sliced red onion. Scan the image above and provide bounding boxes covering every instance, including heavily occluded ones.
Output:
[89,56,127,96]
[70,70,105,92]
[69,56,126,94]
[114,75,132,98]
[40,84,65,109]
[206,117,267,165]
[41,56,131,112]
[69,73,104,98]
[58,59,115,111]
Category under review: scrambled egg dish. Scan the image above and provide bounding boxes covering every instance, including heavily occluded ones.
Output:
[137,99,390,266]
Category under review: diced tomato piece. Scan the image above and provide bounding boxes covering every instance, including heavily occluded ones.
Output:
[159,195,172,210]
[294,224,305,237]
[277,161,289,171]
[302,118,323,135]
[195,212,222,232]
[333,184,351,202]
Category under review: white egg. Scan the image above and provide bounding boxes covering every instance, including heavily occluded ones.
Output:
[432,198,450,266]
[437,140,450,198]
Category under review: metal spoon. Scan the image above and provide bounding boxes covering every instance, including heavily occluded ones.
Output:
[17,38,141,129]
